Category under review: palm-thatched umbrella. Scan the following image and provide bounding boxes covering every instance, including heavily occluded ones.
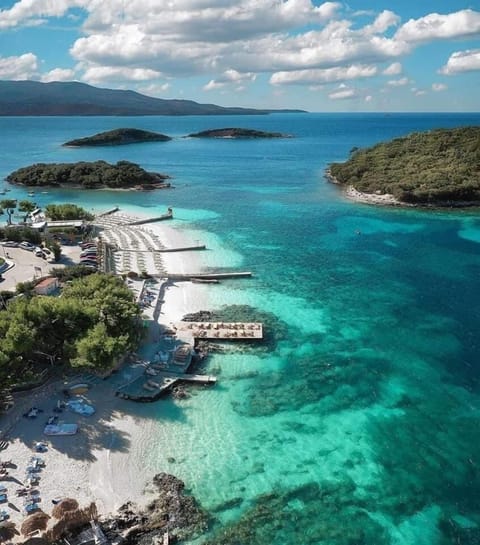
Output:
[51,498,79,519]
[45,502,97,542]
[20,511,50,536]
[0,521,19,543]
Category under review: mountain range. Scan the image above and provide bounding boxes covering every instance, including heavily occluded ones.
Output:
[0,80,304,116]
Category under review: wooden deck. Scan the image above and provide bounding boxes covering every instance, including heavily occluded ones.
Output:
[176,321,263,340]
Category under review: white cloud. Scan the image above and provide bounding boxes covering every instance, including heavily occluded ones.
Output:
[0,0,88,29]
[138,82,171,97]
[365,95,372,102]
[364,10,400,34]
[414,90,427,96]
[395,9,480,43]
[383,62,402,75]
[328,84,358,100]
[432,82,447,92]
[387,77,409,87]
[270,64,377,85]
[439,49,480,75]
[41,68,76,82]
[0,53,38,79]
[81,65,163,85]
[204,69,256,90]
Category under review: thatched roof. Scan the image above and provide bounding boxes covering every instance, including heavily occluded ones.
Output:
[20,512,50,536]
[51,498,79,518]
[44,502,98,543]
[0,521,19,542]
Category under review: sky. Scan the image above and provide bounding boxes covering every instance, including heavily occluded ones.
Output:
[0,0,479,112]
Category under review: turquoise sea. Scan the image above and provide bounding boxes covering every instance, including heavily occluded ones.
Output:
[2,113,480,544]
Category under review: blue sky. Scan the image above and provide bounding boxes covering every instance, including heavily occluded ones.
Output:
[0,0,479,111]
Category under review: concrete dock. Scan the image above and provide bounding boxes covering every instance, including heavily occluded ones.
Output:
[176,321,263,340]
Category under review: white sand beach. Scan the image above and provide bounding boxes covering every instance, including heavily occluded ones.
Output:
[0,215,213,538]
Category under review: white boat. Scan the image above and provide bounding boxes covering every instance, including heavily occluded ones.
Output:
[67,399,95,416]
[44,423,78,435]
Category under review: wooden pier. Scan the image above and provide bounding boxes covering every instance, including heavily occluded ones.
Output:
[176,321,263,340]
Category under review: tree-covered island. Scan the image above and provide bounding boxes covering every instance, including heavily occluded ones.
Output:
[328,127,480,206]
[63,128,171,147]
[187,127,289,138]
[6,160,172,190]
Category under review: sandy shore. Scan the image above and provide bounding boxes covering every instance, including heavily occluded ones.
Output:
[0,217,213,537]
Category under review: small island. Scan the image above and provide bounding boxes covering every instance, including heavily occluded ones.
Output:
[6,160,172,190]
[187,127,289,138]
[63,128,171,147]
[328,127,480,207]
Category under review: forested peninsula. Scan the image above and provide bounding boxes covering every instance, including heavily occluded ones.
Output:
[328,127,480,206]
[6,160,171,189]
[63,128,171,147]
[188,128,288,138]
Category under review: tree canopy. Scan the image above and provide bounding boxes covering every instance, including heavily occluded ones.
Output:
[6,160,171,189]
[63,128,171,147]
[45,203,94,221]
[0,273,142,390]
[329,127,480,205]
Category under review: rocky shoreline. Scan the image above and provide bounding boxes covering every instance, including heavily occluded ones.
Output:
[325,170,480,209]
[92,474,209,545]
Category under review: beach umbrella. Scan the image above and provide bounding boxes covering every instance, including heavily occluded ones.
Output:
[51,498,79,518]
[20,512,50,536]
[0,521,19,542]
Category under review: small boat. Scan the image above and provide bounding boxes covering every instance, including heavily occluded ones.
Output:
[44,423,78,435]
[68,383,90,395]
[28,192,35,197]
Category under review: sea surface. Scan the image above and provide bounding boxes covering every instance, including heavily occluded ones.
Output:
[2,113,480,544]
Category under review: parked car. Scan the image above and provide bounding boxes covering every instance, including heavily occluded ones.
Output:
[42,247,52,256]
[80,242,96,249]
[34,247,44,257]
[80,260,98,267]
[20,241,35,251]
[1,240,19,247]
[80,249,97,256]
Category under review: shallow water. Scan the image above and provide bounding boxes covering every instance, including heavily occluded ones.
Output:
[2,113,480,543]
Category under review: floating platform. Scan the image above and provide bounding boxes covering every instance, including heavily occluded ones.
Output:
[176,321,263,340]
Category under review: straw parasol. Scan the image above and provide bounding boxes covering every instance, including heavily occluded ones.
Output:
[0,521,19,542]
[45,502,97,542]
[20,512,50,536]
[51,498,79,519]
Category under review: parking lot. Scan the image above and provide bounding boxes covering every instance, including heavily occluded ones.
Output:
[0,244,82,292]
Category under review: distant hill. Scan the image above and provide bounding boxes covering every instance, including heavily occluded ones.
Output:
[0,80,305,116]
[328,127,480,206]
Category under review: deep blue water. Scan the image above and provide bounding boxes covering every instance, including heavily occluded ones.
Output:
[2,113,480,544]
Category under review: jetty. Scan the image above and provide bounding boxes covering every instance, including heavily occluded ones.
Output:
[96,206,119,217]
[169,271,252,281]
[159,244,206,252]
[125,208,173,226]
[176,321,263,340]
